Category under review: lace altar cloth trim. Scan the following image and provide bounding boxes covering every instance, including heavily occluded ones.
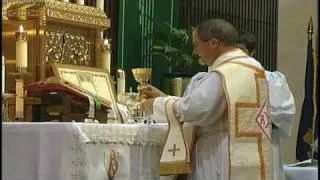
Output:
[78,123,168,146]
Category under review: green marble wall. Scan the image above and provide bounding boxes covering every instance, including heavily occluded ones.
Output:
[117,0,180,91]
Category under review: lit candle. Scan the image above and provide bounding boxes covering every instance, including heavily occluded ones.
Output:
[96,0,104,10]
[101,39,111,73]
[77,0,84,5]
[2,56,5,95]
[15,25,28,72]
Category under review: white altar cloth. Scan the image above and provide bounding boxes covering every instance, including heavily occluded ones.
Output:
[2,122,168,180]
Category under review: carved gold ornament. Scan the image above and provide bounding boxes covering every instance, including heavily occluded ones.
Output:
[2,0,110,29]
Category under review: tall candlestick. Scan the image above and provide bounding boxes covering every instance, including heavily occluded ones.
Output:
[96,0,104,10]
[15,25,28,73]
[15,79,24,119]
[77,0,84,5]
[2,56,5,95]
[101,39,111,73]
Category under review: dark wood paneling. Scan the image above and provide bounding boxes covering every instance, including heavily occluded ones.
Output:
[179,0,278,71]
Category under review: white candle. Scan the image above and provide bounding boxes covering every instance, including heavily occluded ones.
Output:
[117,69,126,96]
[101,51,111,73]
[77,0,84,5]
[16,25,28,69]
[101,39,111,73]
[2,56,5,95]
[96,0,104,10]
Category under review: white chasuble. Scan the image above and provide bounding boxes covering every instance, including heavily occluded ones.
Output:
[214,60,273,180]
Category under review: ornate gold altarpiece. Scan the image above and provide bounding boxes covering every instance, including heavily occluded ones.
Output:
[2,0,111,121]
[2,0,110,91]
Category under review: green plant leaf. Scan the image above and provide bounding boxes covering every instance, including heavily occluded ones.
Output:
[163,45,179,53]
[144,18,198,74]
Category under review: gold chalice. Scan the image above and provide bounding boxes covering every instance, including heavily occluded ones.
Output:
[132,68,152,101]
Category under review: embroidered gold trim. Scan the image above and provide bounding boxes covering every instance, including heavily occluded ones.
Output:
[159,161,192,175]
[216,62,269,180]
[160,98,194,175]
[104,149,118,180]
[234,71,267,180]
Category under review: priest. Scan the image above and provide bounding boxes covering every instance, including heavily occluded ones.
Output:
[141,18,273,180]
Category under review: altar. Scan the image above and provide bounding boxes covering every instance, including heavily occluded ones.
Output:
[2,1,171,179]
[2,122,168,180]
[284,160,318,180]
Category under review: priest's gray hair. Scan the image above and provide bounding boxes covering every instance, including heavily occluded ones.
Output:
[195,18,239,46]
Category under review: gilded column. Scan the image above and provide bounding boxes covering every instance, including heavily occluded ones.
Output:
[38,13,47,81]
[95,30,103,68]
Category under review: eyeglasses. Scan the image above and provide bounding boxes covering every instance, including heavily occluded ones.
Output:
[193,38,221,48]
[193,40,209,48]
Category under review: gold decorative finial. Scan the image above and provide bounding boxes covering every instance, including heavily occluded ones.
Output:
[307,17,313,39]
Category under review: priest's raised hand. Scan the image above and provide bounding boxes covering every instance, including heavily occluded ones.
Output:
[140,84,166,112]
[142,84,167,98]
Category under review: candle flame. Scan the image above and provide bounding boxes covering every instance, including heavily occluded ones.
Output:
[104,39,109,45]
[19,25,24,33]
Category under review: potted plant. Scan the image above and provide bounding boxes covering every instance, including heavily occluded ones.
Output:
[149,23,204,96]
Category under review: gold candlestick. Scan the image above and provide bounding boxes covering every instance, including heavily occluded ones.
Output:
[9,71,32,121]
[2,56,5,95]
[15,25,28,73]
[15,79,24,120]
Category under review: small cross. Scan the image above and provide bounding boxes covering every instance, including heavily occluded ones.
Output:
[168,144,181,156]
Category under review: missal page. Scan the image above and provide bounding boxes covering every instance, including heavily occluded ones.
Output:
[60,69,80,86]
[92,74,111,103]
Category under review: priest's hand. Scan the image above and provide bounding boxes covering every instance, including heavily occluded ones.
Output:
[142,84,166,98]
[140,98,155,112]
